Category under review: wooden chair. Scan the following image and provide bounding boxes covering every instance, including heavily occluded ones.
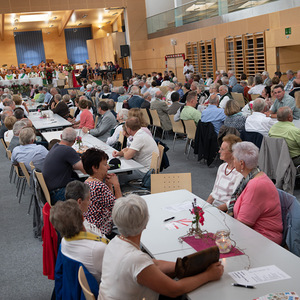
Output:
[150,151,160,174]
[13,164,26,202]
[118,132,126,149]
[151,173,192,194]
[69,107,75,117]
[183,120,197,158]
[94,115,99,129]
[19,162,34,213]
[157,143,164,173]
[251,94,260,100]
[141,108,151,127]
[149,109,165,139]
[6,149,14,183]
[169,115,185,150]
[78,266,95,300]
[231,92,245,108]
[34,170,52,206]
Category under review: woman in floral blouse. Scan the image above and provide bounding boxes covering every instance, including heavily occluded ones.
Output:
[81,148,122,238]
[224,99,246,133]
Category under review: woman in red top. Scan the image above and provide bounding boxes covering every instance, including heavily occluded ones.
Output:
[78,99,95,129]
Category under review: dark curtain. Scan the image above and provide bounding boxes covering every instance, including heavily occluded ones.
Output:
[64,27,92,64]
[14,30,46,67]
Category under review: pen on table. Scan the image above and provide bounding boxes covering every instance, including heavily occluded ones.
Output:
[232,283,255,289]
[163,216,175,222]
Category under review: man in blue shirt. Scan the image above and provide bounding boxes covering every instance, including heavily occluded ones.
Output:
[201,95,226,134]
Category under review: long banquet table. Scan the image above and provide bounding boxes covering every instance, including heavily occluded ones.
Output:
[28,110,72,131]
[41,130,144,175]
[0,77,43,87]
[141,189,300,300]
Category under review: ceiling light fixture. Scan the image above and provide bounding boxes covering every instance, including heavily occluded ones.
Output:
[20,14,49,22]
[77,22,82,26]
[53,16,57,20]
[15,18,18,23]
[13,27,17,30]
[49,24,54,27]
[82,14,88,18]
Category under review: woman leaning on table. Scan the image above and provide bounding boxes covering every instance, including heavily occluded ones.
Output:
[228,141,283,244]
[98,194,224,300]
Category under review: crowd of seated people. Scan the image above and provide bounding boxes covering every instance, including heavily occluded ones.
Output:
[3,65,300,300]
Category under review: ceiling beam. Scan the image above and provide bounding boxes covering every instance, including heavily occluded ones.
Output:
[0,14,4,41]
[58,10,74,37]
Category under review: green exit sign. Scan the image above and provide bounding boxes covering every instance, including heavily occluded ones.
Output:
[285,27,291,35]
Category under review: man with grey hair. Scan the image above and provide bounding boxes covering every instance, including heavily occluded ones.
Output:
[269,106,300,166]
[245,98,277,136]
[201,94,226,134]
[141,92,151,109]
[219,85,233,109]
[228,70,237,88]
[128,86,144,108]
[284,70,296,93]
[7,120,27,151]
[11,127,48,172]
[150,90,172,131]
[165,82,175,101]
[262,71,272,87]
[42,127,86,204]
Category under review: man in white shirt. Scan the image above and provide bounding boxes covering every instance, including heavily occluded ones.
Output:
[112,116,159,183]
[218,85,232,109]
[183,59,194,81]
[18,69,28,79]
[245,98,277,135]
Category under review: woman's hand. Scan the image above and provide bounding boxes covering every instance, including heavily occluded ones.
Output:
[82,127,89,134]
[106,173,119,186]
[205,262,224,282]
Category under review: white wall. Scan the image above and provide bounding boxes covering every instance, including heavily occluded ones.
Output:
[145,0,175,17]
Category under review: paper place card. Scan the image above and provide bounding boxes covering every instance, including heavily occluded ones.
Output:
[229,265,291,286]
[165,218,192,230]
[163,201,193,213]
[254,291,299,300]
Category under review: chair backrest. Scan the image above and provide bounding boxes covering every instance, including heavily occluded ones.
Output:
[6,149,12,160]
[69,107,75,117]
[183,119,196,140]
[91,97,96,106]
[29,161,35,171]
[251,94,260,100]
[150,151,160,174]
[94,115,99,129]
[231,92,245,108]
[150,109,161,127]
[0,138,7,151]
[19,162,31,186]
[169,115,185,134]
[118,131,125,147]
[151,173,192,194]
[34,170,52,206]
[78,266,95,300]
[157,143,164,172]
[141,108,151,126]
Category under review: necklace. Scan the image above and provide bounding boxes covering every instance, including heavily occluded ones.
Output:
[225,164,235,176]
[118,235,140,250]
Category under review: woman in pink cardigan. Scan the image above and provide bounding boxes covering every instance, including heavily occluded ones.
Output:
[78,99,95,130]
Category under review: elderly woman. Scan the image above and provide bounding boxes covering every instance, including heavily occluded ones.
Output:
[224,99,246,132]
[81,148,122,238]
[99,194,223,300]
[248,75,265,95]
[106,108,129,146]
[207,134,243,211]
[77,98,95,130]
[50,200,107,284]
[229,142,283,244]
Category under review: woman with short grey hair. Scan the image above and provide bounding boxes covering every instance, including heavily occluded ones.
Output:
[99,194,224,300]
[228,141,283,244]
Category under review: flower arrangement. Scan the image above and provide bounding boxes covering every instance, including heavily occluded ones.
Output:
[65,64,74,72]
[46,69,53,84]
[75,136,82,146]
[189,198,205,238]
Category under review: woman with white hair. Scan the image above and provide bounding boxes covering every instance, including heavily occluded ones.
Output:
[106,108,129,146]
[99,194,224,300]
[229,141,283,244]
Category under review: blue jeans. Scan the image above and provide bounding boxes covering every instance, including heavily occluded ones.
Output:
[50,187,66,205]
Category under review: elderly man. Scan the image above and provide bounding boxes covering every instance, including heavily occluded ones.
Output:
[228,70,237,88]
[11,127,48,172]
[245,98,277,136]
[201,95,226,134]
[82,101,116,142]
[180,91,202,124]
[112,117,159,183]
[150,90,172,131]
[141,92,151,109]
[266,85,300,120]
[44,87,58,107]
[218,85,233,109]
[175,82,184,99]
[128,86,144,108]
[42,127,86,204]
[168,92,182,115]
[165,82,176,101]
[7,120,27,151]
[262,71,272,87]
[284,70,296,93]
[51,94,70,118]
[269,106,300,166]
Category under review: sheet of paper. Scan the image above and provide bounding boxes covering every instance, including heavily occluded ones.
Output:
[229,265,291,286]
[165,218,192,230]
[163,201,192,213]
[254,291,299,300]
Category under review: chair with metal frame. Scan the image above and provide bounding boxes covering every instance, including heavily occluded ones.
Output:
[34,170,52,207]
[149,109,165,139]
[182,119,196,158]
[169,115,186,150]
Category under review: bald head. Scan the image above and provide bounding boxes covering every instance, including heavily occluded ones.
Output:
[277,106,293,122]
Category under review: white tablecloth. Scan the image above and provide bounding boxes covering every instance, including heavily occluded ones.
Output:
[0,77,43,87]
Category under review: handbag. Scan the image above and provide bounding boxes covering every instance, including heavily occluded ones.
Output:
[175,246,220,279]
